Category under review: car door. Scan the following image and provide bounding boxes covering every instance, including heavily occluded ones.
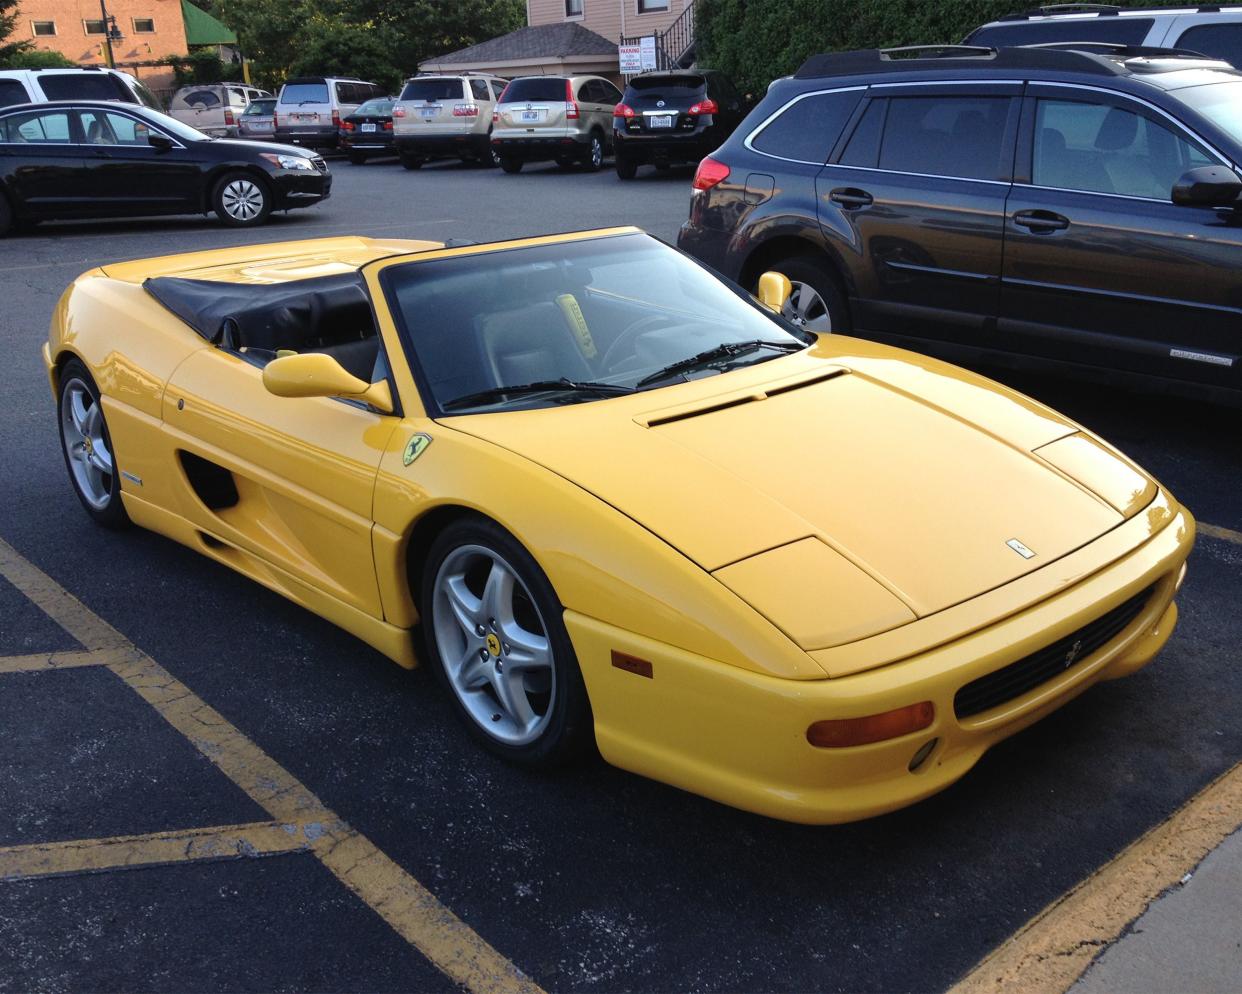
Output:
[998,85,1242,387]
[817,84,1021,348]
[77,109,202,213]
[162,341,402,619]
[0,107,89,218]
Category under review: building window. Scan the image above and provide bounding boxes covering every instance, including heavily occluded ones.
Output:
[565,0,583,16]
[637,0,669,12]
[31,20,56,35]
[83,19,106,34]
[132,17,154,32]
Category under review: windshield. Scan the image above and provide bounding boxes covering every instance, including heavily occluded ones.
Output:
[500,78,568,103]
[383,233,811,414]
[280,82,329,104]
[400,79,463,101]
[355,98,393,116]
[135,107,214,142]
[1175,81,1242,149]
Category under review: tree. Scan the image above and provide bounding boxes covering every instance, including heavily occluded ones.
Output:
[3,48,76,68]
[0,0,33,66]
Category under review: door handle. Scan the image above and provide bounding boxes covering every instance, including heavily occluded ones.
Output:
[1013,209,1069,232]
[829,187,873,209]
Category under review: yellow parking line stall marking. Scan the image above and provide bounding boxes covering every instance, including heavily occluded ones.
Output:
[0,537,545,994]
[949,760,1242,994]
[0,647,131,674]
[0,821,320,882]
[1198,522,1242,546]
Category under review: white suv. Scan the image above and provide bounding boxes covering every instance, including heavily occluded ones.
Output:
[392,74,508,170]
[0,67,162,110]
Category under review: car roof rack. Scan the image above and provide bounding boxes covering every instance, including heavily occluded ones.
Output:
[998,3,1235,20]
[1023,40,1217,58]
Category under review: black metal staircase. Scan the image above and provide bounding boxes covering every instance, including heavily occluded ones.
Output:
[621,0,697,72]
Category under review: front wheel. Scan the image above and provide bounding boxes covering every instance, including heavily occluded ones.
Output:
[213,172,272,227]
[582,134,604,172]
[348,152,366,165]
[422,517,592,767]
[401,154,425,170]
[764,255,850,334]
[500,156,523,174]
[57,359,129,529]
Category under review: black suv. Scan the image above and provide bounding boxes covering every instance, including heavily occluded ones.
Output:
[677,45,1242,399]
[612,69,747,179]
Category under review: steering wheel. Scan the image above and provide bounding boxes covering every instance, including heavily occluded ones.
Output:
[599,314,670,371]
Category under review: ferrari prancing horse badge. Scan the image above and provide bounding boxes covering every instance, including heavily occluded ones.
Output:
[402,433,432,466]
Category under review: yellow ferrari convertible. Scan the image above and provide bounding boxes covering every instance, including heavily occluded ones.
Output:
[44,228,1193,823]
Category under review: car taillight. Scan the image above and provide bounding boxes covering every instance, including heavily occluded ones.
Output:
[687,98,719,115]
[331,109,341,128]
[224,109,235,126]
[565,79,579,119]
[692,156,730,191]
[492,109,499,123]
[384,120,393,130]
[342,120,355,131]
[273,112,278,128]
[613,102,637,118]
[393,105,405,118]
[453,103,479,117]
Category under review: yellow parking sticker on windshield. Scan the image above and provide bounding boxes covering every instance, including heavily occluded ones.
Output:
[556,293,597,359]
[403,433,432,466]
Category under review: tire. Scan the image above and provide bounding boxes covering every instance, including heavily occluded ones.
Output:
[401,155,425,170]
[615,153,637,179]
[212,171,272,227]
[348,152,367,165]
[582,133,604,172]
[57,359,130,529]
[500,156,523,174]
[483,132,501,168]
[0,194,11,238]
[762,254,850,335]
[421,516,592,767]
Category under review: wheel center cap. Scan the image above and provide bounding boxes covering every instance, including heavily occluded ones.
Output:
[485,633,501,658]
[83,437,93,453]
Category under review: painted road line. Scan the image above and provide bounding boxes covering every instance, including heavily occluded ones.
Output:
[0,821,318,882]
[949,760,1242,994]
[0,537,546,994]
[0,647,130,674]
[1199,522,1242,546]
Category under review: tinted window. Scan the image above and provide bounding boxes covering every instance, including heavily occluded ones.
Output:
[501,78,568,102]
[356,98,393,116]
[1033,99,1212,199]
[179,89,220,108]
[1,109,73,143]
[133,80,162,110]
[400,78,463,101]
[1175,80,1242,146]
[838,98,883,166]
[334,81,357,104]
[601,80,623,103]
[878,96,1011,180]
[1176,24,1242,66]
[0,79,29,108]
[626,74,705,109]
[81,110,157,146]
[39,73,126,101]
[966,17,1153,46]
[469,78,489,100]
[751,90,863,163]
[280,82,329,104]
[243,99,277,116]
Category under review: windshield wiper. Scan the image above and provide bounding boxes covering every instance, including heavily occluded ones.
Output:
[636,340,805,389]
[442,378,634,411]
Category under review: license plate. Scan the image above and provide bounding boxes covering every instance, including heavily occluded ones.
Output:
[420,106,438,118]
[650,115,674,128]
[361,123,377,132]
[293,113,318,123]
[520,110,542,122]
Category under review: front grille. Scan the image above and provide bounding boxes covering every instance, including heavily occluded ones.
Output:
[953,585,1155,720]
[312,156,327,172]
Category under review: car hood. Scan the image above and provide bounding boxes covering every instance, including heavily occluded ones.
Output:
[441,344,1153,641]
[209,137,317,159]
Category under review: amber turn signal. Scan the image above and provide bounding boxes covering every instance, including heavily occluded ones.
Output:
[807,702,935,748]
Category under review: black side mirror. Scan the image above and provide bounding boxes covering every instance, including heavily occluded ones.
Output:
[148,132,174,152]
[1172,165,1242,207]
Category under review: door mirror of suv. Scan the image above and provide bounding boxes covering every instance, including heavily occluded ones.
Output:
[148,132,174,152]
[757,271,793,314]
[262,353,394,413]
[1172,166,1242,208]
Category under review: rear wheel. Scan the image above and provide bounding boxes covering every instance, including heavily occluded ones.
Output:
[500,156,523,174]
[57,359,129,529]
[348,152,367,165]
[483,131,501,167]
[0,194,12,237]
[582,133,604,172]
[401,154,424,170]
[763,254,850,334]
[615,153,637,179]
[213,171,271,227]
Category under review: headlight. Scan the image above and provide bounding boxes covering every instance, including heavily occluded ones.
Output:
[260,153,315,171]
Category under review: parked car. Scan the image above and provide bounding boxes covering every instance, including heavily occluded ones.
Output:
[0,101,330,233]
[0,67,162,110]
[167,83,272,138]
[238,96,278,139]
[492,74,623,173]
[612,69,746,178]
[392,73,508,169]
[274,76,386,150]
[966,5,1242,65]
[339,97,396,163]
[45,225,1192,823]
[677,44,1242,400]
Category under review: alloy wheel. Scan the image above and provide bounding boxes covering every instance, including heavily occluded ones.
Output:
[221,179,264,222]
[782,281,833,333]
[60,378,114,511]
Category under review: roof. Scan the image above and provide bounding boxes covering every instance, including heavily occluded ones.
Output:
[181,0,238,47]
[427,23,617,66]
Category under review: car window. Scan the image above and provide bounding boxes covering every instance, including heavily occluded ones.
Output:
[469,78,490,101]
[243,99,276,117]
[502,78,568,102]
[576,80,595,103]
[180,89,220,108]
[39,73,127,101]
[752,90,863,162]
[488,80,505,100]
[966,17,1153,46]
[878,96,1012,181]
[400,78,463,101]
[0,109,73,143]
[356,98,393,116]
[281,82,329,104]
[0,79,30,107]
[1033,99,1213,200]
[81,110,156,146]
[229,87,249,105]
[133,80,162,110]
[838,98,884,166]
[1176,23,1242,66]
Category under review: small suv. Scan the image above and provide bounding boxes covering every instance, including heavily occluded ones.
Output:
[0,67,162,110]
[613,69,746,178]
[274,76,386,150]
[168,83,271,137]
[678,44,1242,399]
[493,74,623,173]
[392,73,508,169]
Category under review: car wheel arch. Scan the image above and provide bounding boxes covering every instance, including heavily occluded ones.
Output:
[203,164,271,212]
[738,236,852,302]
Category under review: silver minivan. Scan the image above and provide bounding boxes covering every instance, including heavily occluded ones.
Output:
[168,83,271,138]
[274,76,386,150]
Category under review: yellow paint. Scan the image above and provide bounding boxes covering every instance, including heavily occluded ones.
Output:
[0,648,128,674]
[949,760,1242,994]
[1199,521,1242,545]
[0,536,544,994]
[42,228,1195,823]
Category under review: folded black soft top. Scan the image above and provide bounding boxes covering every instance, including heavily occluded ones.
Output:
[143,273,372,351]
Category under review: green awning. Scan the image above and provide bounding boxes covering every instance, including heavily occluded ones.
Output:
[181,0,238,47]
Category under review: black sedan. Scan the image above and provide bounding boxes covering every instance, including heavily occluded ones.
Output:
[0,101,331,234]
[339,97,396,164]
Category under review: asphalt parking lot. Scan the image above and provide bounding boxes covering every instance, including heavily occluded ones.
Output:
[1,156,1240,993]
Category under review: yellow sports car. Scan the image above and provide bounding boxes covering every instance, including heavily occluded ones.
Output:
[44,227,1193,823]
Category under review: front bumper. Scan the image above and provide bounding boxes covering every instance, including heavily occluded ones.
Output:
[270,169,331,210]
[570,494,1194,823]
